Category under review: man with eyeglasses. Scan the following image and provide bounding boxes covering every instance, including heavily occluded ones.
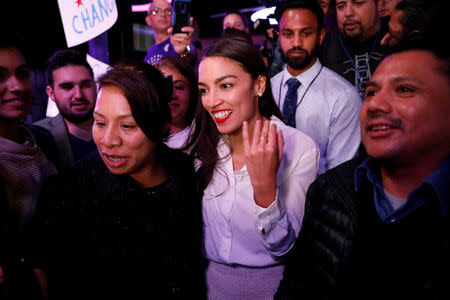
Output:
[144,0,196,65]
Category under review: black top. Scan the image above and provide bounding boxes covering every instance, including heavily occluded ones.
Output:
[276,156,450,299]
[319,17,389,94]
[27,123,60,168]
[68,133,97,165]
[28,146,206,299]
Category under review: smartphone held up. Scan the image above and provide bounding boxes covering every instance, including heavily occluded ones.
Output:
[172,0,192,34]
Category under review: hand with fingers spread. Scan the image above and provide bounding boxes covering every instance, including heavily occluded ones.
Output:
[243,119,284,208]
[168,17,194,56]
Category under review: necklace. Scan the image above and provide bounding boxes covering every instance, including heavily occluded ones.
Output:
[338,29,381,98]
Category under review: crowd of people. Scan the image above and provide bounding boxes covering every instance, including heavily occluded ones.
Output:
[1,0,448,299]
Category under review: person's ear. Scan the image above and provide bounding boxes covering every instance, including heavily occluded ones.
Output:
[145,15,152,27]
[319,28,326,46]
[255,75,267,97]
[46,85,56,102]
[408,30,422,41]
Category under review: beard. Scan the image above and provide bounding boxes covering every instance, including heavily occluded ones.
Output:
[57,100,94,124]
[339,19,364,41]
[282,45,319,71]
[62,111,92,123]
[380,32,409,55]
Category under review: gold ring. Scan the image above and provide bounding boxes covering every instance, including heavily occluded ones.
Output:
[260,136,267,140]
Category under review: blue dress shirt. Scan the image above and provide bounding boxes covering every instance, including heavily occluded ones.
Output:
[271,59,362,175]
[354,156,450,223]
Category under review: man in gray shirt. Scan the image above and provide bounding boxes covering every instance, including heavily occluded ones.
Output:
[34,49,97,170]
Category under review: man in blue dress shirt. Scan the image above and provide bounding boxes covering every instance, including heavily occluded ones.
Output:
[271,0,362,175]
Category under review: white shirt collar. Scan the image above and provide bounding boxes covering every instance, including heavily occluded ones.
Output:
[281,59,323,88]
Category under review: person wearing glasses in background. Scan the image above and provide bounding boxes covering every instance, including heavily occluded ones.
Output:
[144,0,197,65]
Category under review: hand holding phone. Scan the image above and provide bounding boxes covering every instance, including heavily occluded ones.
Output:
[172,0,192,34]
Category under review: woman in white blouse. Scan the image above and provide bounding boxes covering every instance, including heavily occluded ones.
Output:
[190,38,320,299]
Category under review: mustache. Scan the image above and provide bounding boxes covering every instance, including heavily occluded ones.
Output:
[344,19,360,25]
[71,99,89,104]
[364,114,404,131]
[286,47,307,54]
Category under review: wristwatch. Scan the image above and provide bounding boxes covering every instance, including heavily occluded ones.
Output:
[180,45,190,58]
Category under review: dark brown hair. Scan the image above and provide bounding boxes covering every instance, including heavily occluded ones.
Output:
[98,59,172,143]
[189,38,281,193]
[46,49,94,87]
[275,0,325,30]
[154,56,198,127]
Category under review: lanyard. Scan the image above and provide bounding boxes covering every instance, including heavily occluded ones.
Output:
[338,29,381,98]
[277,65,323,124]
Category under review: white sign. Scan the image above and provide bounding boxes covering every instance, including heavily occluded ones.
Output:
[86,53,110,81]
[57,0,118,48]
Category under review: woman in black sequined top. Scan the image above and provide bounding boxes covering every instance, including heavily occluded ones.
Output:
[28,60,206,299]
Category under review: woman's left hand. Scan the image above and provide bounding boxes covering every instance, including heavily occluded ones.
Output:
[243,119,284,208]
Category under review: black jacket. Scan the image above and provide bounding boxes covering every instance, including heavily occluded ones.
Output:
[28,146,206,299]
[276,156,450,299]
[319,17,389,90]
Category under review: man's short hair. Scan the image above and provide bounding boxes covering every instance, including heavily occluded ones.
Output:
[389,38,450,82]
[394,0,428,42]
[45,49,94,86]
[391,0,449,73]
[274,0,324,29]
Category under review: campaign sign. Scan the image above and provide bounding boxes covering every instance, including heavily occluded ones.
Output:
[86,53,110,81]
[57,0,118,48]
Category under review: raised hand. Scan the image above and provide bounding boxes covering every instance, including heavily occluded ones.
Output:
[243,119,284,208]
[168,17,194,56]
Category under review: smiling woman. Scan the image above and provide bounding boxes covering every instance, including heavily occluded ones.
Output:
[190,38,319,299]
[28,60,206,299]
[0,34,57,300]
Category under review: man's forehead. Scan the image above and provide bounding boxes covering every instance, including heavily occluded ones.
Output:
[151,0,171,9]
[280,8,317,27]
[53,65,93,80]
[53,64,90,73]
[372,50,444,85]
[337,0,375,5]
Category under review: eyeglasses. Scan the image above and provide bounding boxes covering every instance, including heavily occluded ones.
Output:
[149,7,172,16]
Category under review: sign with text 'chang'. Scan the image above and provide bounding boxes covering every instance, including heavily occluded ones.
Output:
[57,0,118,48]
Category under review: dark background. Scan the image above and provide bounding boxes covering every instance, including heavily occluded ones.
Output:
[3,0,280,66]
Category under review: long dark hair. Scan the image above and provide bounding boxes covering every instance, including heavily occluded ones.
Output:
[189,38,281,193]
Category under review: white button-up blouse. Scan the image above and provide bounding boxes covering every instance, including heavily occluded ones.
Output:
[200,116,320,267]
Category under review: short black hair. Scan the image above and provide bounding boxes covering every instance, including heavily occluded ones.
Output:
[395,0,428,41]
[274,0,324,29]
[389,0,449,65]
[45,49,94,86]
